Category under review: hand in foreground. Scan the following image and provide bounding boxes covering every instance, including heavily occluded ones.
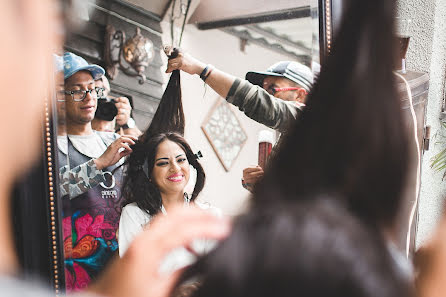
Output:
[164,46,206,76]
[94,135,138,170]
[414,213,446,297]
[114,97,132,127]
[89,206,231,297]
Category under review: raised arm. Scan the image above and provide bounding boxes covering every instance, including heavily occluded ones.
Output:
[165,50,301,133]
[166,50,236,98]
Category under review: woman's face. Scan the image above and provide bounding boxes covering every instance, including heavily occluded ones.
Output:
[151,139,190,196]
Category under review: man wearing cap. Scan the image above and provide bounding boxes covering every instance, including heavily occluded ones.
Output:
[166,49,313,191]
[59,52,137,291]
[245,61,312,106]
[240,61,313,191]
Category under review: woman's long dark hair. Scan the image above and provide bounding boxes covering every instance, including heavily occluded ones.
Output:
[178,199,412,297]
[145,49,185,137]
[121,132,205,215]
[254,0,409,230]
[171,1,412,296]
[178,196,412,297]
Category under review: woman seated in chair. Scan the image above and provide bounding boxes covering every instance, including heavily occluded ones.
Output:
[118,132,220,271]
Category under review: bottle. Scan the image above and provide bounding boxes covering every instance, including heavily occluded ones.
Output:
[258,130,274,169]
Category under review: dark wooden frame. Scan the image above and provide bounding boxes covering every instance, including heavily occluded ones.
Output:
[12,93,65,295]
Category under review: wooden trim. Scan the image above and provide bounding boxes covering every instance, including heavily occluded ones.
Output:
[43,95,66,295]
[11,91,65,293]
[318,0,332,64]
[195,7,311,30]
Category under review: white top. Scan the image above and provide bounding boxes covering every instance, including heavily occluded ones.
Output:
[58,130,119,158]
[118,201,222,273]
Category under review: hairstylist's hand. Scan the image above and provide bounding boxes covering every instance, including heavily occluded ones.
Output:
[243,165,264,185]
[164,46,206,76]
[89,206,231,297]
[94,135,137,170]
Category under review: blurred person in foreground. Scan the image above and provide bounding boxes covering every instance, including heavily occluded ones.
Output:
[0,1,229,296]
[174,199,413,297]
[165,0,422,296]
[168,0,413,285]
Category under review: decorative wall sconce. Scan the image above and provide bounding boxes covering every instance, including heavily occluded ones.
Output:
[104,25,154,84]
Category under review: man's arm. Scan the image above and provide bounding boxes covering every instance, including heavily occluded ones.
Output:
[166,51,301,133]
[59,160,106,198]
[226,78,301,133]
[114,97,143,137]
[59,134,137,198]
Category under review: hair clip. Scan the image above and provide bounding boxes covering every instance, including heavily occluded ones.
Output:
[194,151,203,160]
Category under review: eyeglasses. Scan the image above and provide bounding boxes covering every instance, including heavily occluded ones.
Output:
[64,87,105,102]
[56,90,66,102]
[267,86,308,96]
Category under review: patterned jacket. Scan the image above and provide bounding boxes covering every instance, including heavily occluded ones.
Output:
[58,132,120,198]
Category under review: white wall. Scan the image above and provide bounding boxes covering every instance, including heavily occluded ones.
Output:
[397,0,446,247]
[160,24,295,216]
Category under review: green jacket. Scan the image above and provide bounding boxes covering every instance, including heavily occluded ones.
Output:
[226,78,302,133]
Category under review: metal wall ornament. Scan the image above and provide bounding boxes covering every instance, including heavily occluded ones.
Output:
[202,99,247,171]
[104,25,154,84]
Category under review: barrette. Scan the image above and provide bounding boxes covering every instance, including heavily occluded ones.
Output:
[194,151,203,160]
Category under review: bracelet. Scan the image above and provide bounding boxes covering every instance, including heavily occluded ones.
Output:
[120,118,136,130]
[199,65,209,80]
[199,64,214,82]
[203,66,213,82]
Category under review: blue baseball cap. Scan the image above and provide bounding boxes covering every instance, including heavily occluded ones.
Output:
[246,61,313,92]
[63,52,105,80]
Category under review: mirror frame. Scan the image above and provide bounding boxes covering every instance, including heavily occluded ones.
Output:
[12,1,336,294]
[319,0,340,64]
[12,93,65,295]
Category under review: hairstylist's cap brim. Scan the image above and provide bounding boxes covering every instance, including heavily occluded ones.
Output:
[63,52,105,80]
[246,61,313,92]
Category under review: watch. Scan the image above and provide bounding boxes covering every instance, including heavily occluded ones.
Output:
[121,117,136,129]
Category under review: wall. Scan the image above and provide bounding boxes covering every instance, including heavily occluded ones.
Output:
[397,0,446,247]
[64,0,315,216]
[64,0,165,130]
[160,24,295,216]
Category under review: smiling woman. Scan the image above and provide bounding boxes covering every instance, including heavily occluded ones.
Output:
[151,140,191,196]
[118,132,221,266]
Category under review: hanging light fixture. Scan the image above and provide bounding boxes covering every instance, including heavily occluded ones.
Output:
[104,25,154,84]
